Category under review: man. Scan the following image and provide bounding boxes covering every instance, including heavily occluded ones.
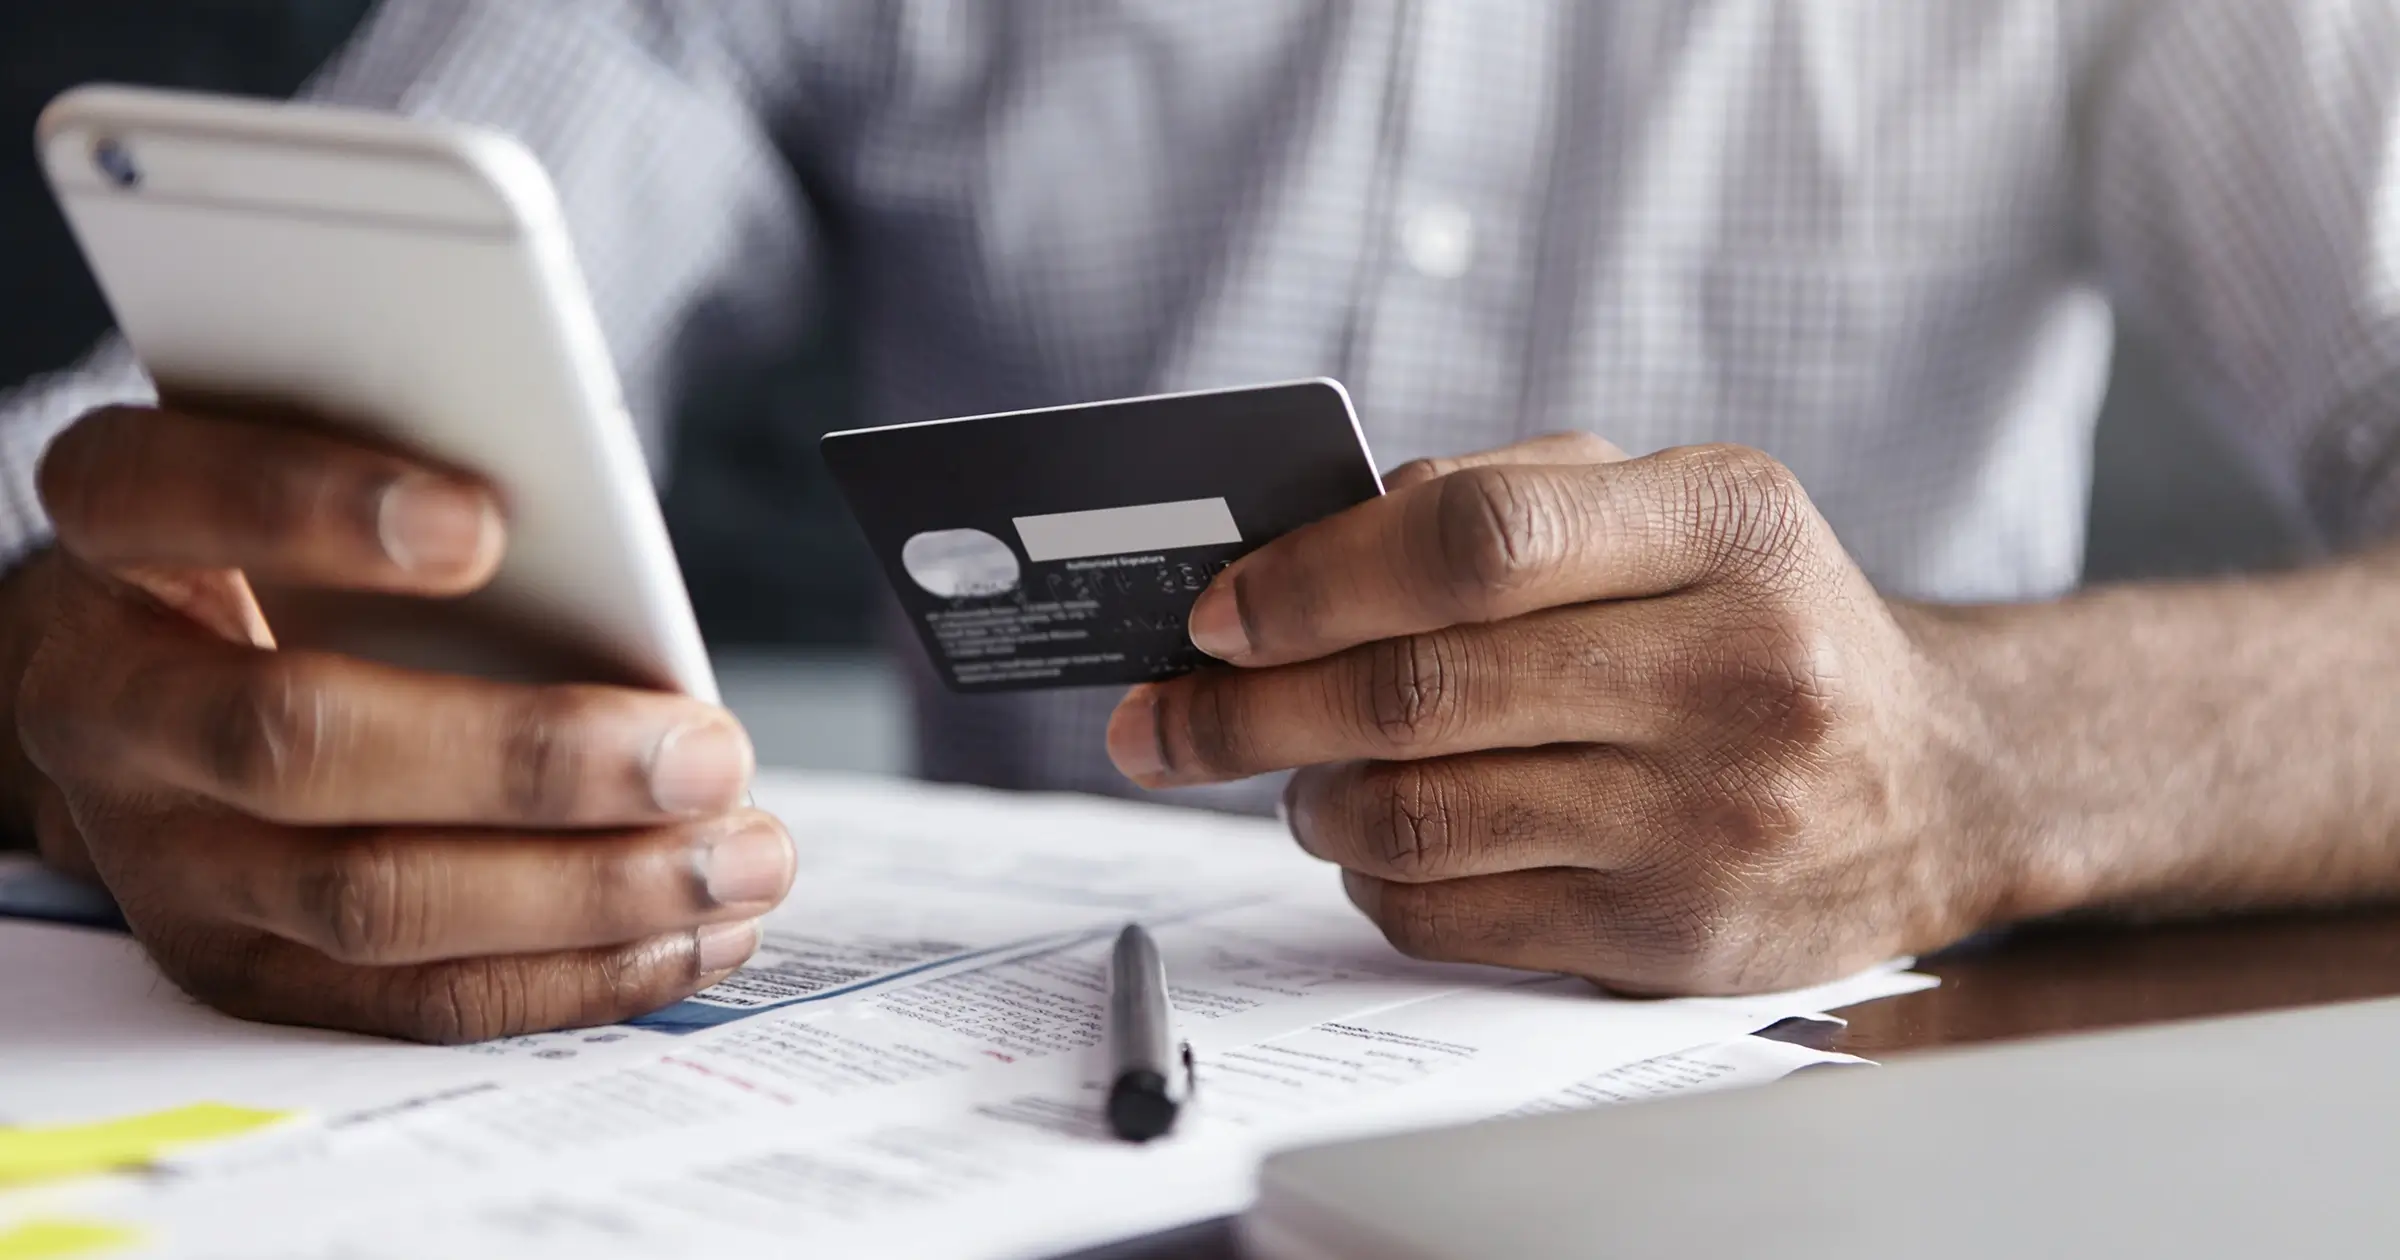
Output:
[6,0,2400,1042]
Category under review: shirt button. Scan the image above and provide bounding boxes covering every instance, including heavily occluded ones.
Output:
[1400,204,1476,279]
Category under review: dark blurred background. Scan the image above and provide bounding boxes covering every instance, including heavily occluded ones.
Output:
[0,3,2306,671]
[0,0,881,650]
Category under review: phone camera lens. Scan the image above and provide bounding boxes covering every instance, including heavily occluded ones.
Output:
[92,139,140,190]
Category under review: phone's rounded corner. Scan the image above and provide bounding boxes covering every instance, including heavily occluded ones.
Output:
[33,82,121,147]
[31,84,127,186]
[439,126,570,231]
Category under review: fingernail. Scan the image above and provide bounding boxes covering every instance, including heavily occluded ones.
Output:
[650,717,754,816]
[1187,581,1251,660]
[696,920,761,975]
[1107,684,1166,781]
[701,819,794,907]
[377,474,496,573]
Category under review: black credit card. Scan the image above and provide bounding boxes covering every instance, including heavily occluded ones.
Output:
[821,379,1384,692]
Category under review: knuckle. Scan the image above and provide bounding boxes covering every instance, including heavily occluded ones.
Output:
[575,840,655,929]
[295,833,418,965]
[1549,617,1650,708]
[1356,632,1468,750]
[580,938,665,1022]
[1167,676,1252,778]
[1696,773,1810,865]
[498,691,598,820]
[1238,564,1332,659]
[1618,874,1760,994]
[200,658,331,812]
[396,942,667,1044]
[1372,887,1473,961]
[400,964,499,1041]
[1677,445,1814,582]
[1751,648,1843,748]
[1665,906,1760,993]
[1357,761,1474,881]
[399,961,512,1045]
[1427,466,1572,615]
[144,926,281,1020]
[1685,613,1845,746]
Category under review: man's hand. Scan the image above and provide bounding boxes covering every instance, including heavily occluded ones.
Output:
[7,405,790,1042]
[1106,434,2021,995]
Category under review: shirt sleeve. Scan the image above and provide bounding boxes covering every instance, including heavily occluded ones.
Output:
[0,0,821,573]
[2085,0,2400,546]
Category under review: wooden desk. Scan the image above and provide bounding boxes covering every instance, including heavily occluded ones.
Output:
[1079,906,2400,1260]
[1837,907,2400,1055]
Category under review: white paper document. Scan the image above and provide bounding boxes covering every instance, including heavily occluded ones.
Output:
[1503,1033,1870,1118]
[0,771,1930,1258]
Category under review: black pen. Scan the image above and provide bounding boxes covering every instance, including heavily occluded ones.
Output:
[1106,923,1193,1142]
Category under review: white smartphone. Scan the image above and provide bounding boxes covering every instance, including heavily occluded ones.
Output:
[35,84,718,701]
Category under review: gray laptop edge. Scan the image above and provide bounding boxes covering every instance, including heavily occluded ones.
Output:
[1244,996,2400,1259]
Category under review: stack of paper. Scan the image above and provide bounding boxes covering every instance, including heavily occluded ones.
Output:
[0,772,1929,1259]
